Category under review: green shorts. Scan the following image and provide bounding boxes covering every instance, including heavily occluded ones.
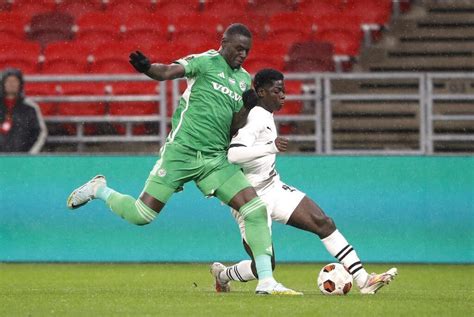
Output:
[142,142,251,204]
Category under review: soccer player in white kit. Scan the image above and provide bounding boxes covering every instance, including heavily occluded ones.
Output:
[210,69,398,294]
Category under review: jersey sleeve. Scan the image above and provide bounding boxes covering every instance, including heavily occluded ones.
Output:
[230,108,263,147]
[174,53,209,78]
[228,108,278,164]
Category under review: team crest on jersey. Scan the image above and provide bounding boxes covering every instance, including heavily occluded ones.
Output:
[157,168,167,177]
[239,81,247,91]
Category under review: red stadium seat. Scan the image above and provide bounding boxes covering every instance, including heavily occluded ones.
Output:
[106,0,157,18]
[222,13,268,41]
[74,12,122,46]
[170,14,222,44]
[90,59,134,74]
[156,0,201,20]
[251,41,289,61]
[58,83,107,115]
[121,14,170,43]
[284,41,335,72]
[89,42,137,73]
[315,13,362,34]
[296,0,343,19]
[24,82,62,115]
[266,13,315,43]
[276,80,305,134]
[108,82,161,135]
[9,0,56,18]
[343,0,392,25]
[57,83,107,135]
[0,12,29,40]
[42,41,93,74]
[202,0,247,19]
[244,55,285,73]
[316,28,362,56]
[151,42,203,64]
[56,0,103,18]
[248,0,294,16]
[276,80,303,115]
[0,41,42,73]
[27,11,75,46]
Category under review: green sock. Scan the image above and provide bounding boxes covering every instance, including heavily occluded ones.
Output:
[105,191,156,226]
[240,197,273,279]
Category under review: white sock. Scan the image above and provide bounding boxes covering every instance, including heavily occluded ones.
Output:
[219,260,256,283]
[321,229,369,288]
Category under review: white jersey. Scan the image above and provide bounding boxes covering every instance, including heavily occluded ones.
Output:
[228,106,279,191]
[228,106,306,239]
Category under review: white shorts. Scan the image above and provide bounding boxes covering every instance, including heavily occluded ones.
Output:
[231,177,306,241]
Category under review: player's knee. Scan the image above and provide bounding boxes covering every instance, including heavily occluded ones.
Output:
[133,199,158,226]
[240,198,267,225]
[318,215,336,238]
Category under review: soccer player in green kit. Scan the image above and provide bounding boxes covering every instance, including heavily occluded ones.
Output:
[66,24,301,295]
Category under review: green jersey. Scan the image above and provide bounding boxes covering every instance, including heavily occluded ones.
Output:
[169,50,251,153]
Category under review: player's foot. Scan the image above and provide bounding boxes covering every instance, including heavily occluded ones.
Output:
[255,280,303,296]
[210,262,230,293]
[359,267,398,294]
[67,175,106,210]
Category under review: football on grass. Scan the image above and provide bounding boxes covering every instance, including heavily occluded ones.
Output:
[317,263,353,295]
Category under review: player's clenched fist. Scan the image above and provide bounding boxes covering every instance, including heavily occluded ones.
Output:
[242,89,258,109]
[275,136,288,152]
[129,51,151,73]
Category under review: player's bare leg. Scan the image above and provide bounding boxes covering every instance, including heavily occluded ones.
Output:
[287,196,397,293]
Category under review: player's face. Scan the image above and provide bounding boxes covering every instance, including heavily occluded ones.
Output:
[263,80,285,112]
[221,34,252,69]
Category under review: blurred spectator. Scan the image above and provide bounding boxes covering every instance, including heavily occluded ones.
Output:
[0,68,47,153]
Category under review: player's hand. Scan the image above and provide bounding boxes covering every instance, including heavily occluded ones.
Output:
[242,89,258,109]
[129,51,151,73]
[275,136,288,152]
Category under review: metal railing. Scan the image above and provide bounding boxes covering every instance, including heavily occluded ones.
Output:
[24,72,474,154]
[426,73,474,154]
[323,73,426,154]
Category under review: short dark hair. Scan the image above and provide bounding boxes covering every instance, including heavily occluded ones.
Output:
[254,68,284,91]
[223,23,252,39]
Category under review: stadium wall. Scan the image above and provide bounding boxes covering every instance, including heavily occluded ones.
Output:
[0,156,472,263]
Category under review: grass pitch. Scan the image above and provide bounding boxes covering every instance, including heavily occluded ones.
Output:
[1,263,472,316]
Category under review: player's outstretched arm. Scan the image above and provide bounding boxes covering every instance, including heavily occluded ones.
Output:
[129,51,185,81]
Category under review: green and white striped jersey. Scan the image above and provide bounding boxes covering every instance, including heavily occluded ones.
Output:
[170,50,251,153]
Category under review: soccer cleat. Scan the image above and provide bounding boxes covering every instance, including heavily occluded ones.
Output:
[210,262,231,293]
[359,267,398,294]
[67,175,106,210]
[255,282,303,296]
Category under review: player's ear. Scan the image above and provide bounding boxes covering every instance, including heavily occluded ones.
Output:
[256,87,265,97]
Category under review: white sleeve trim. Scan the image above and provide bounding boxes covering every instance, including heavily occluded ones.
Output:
[228,142,278,164]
